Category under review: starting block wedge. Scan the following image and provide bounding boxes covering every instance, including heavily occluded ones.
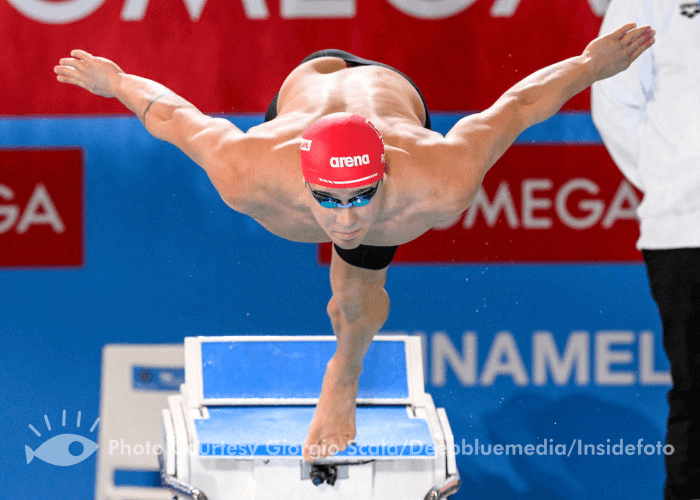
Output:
[160,335,461,500]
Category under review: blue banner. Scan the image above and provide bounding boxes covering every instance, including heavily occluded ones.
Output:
[1,114,668,499]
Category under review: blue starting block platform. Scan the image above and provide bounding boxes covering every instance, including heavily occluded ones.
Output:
[160,335,460,500]
[194,406,434,458]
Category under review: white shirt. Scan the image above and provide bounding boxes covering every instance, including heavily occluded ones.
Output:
[591,0,700,250]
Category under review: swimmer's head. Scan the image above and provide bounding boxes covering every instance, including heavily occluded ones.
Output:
[300,113,386,189]
[304,180,384,249]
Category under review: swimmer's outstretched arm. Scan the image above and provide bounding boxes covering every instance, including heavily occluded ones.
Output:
[54,50,245,187]
[440,23,655,204]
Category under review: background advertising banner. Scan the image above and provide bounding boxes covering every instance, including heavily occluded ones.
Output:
[0,1,669,499]
[0,149,84,267]
[1,0,608,114]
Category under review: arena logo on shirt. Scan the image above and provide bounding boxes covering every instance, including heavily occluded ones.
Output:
[680,2,700,18]
[0,149,84,268]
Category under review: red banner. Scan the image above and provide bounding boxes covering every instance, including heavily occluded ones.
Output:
[1,0,606,115]
[319,145,643,264]
[2,1,640,265]
[0,149,84,268]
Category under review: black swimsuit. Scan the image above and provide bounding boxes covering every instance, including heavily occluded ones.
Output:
[265,49,432,130]
[265,49,432,270]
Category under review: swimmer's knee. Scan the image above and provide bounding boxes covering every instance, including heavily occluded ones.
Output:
[327,296,342,323]
[326,288,390,328]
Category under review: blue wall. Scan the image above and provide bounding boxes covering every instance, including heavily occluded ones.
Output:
[0,114,669,499]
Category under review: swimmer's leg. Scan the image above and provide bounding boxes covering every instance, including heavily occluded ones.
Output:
[303,246,391,461]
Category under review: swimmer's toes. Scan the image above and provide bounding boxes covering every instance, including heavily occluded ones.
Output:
[328,435,350,454]
[303,439,319,461]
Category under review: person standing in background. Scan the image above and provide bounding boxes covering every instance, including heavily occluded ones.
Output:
[592,1,700,499]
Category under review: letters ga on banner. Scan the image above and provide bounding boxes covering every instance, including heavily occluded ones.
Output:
[0,149,84,268]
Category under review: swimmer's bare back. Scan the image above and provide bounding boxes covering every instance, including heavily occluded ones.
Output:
[220,56,462,246]
[55,24,655,247]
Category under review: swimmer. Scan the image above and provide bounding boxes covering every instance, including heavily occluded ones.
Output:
[55,23,655,462]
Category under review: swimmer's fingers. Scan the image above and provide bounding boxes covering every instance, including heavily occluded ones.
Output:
[586,24,654,81]
[303,442,320,462]
[71,49,94,60]
[54,65,85,88]
[626,27,656,60]
[58,57,82,68]
[619,24,651,42]
[612,22,638,40]
[55,72,89,91]
[57,50,95,73]
[619,24,654,47]
[55,50,123,97]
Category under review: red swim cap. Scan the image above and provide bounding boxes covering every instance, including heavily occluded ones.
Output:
[300,114,386,189]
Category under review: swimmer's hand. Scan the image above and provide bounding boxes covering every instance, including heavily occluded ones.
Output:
[54,50,124,98]
[584,23,655,82]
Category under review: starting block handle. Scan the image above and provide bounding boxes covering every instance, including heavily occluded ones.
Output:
[423,474,461,500]
[158,452,209,500]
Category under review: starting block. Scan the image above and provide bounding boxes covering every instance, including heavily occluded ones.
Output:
[160,335,461,500]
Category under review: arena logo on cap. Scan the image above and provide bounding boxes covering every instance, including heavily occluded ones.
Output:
[330,154,370,168]
[300,139,312,152]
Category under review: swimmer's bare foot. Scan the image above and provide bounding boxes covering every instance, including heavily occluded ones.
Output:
[303,356,359,461]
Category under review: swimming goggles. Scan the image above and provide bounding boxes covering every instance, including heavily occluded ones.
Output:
[309,183,379,209]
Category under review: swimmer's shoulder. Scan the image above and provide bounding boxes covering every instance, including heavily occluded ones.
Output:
[385,124,483,219]
[201,121,302,214]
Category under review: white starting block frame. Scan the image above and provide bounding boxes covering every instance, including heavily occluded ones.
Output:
[160,335,460,500]
[96,344,185,500]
